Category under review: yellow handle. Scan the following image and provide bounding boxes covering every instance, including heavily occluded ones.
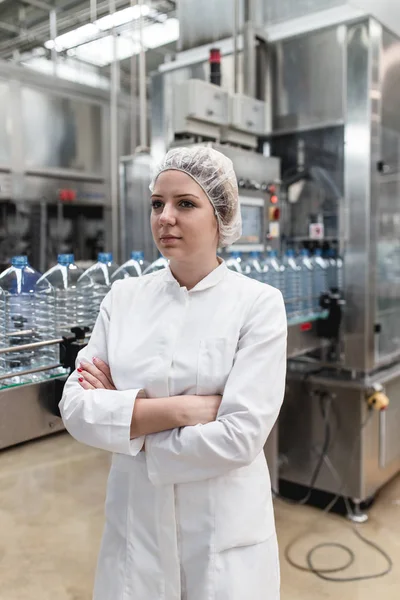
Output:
[367,391,389,411]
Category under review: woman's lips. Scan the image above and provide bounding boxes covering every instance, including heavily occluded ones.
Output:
[160,236,181,245]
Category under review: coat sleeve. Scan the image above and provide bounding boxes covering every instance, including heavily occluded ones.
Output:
[145,287,287,485]
[59,283,145,455]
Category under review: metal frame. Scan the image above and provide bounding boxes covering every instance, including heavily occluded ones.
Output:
[342,19,378,373]
[280,362,400,501]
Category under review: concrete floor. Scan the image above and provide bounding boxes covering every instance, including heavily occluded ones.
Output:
[0,432,398,600]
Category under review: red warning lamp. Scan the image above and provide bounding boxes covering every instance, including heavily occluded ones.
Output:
[270,194,279,205]
[59,188,77,202]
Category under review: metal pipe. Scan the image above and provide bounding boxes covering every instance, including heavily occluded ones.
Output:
[0,338,64,355]
[233,0,240,94]
[49,8,58,76]
[90,0,98,22]
[0,363,62,382]
[130,0,138,153]
[5,329,34,337]
[40,200,47,274]
[138,0,148,148]
[243,21,256,97]
[0,21,22,35]
[243,0,256,98]
[109,0,120,261]
[20,0,53,10]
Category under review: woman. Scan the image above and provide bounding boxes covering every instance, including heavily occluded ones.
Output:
[60,146,287,600]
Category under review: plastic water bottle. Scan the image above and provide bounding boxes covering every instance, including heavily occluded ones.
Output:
[282,249,301,321]
[0,286,6,380]
[336,252,344,291]
[310,249,328,314]
[112,252,142,280]
[36,254,84,337]
[142,255,169,275]
[264,250,284,291]
[242,252,263,281]
[0,256,53,382]
[77,253,125,329]
[299,249,314,319]
[325,249,337,291]
[134,251,151,274]
[226,251,243,273]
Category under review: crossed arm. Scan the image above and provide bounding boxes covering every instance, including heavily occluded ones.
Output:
[76,357,221,439]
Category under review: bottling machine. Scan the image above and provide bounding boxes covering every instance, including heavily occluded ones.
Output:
[0,60,131,450]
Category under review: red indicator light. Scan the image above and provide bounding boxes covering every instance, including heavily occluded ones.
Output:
[268,184,276,194]
[270,195,278,204]
[59,188,77,202]
[300,322,312,332]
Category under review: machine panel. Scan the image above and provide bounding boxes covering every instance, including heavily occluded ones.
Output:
[0,81,10,166]
[21,87,103,175]
[272,26,345,132]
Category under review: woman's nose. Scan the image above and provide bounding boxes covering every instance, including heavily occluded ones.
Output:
[159,204,177,225]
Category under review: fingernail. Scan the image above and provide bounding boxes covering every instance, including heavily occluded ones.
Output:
[92,356,98,362]
[77,367,83,373]
[78,377,84,382]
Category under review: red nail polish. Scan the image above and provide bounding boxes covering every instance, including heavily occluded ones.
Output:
[77,368,83,373]
[78,377,84,382]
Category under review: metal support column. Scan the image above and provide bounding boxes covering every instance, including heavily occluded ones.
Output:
[138,0,148,148]
[109,0,120,261]
[233,0,240,94]
[49,8,58,76]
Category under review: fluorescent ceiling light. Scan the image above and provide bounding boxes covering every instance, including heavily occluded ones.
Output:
[69,35,141,67]
[45,4,153,51]
[140,18,179,49]
[45,23,98,50]
[69,18,179,66]
[96,4,151,30]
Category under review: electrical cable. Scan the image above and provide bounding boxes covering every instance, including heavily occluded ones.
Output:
[271,369,328,505]
[272,392,331,505]
[280,409,394,582]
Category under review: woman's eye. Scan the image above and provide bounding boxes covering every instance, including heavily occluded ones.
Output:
[179,200,195,208]
[151,201,163,210]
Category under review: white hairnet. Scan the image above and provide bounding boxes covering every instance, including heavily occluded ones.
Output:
[149,146,242,247]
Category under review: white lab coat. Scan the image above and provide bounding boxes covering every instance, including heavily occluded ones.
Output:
[60,261,287,600]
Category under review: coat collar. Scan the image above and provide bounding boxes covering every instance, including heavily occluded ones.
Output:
[163,258,228,293]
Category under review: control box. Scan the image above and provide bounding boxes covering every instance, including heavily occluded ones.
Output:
[173,79,230,138]
[229,93,268,136]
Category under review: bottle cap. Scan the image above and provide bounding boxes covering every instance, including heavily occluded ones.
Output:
[58,254,74,265]
[11,255,28,267]
[98,252,113,263]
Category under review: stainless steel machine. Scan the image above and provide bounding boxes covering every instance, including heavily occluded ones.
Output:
[0,60,133,450]
[0,60,135,272]
[271,18,400,509]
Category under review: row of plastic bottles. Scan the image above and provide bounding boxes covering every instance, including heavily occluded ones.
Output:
[0,251,155,385]
[225,249,343,321]
[0,247,342,385]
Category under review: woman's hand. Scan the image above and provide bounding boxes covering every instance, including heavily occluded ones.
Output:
[77,357,116,390]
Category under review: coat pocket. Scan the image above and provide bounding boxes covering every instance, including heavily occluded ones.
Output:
[197,337,238,396]
[214,455,275,553]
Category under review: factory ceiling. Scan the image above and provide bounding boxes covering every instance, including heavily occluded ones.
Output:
[0,0,177,69]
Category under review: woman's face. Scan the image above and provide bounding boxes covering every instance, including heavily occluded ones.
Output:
[150,170,219,261]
